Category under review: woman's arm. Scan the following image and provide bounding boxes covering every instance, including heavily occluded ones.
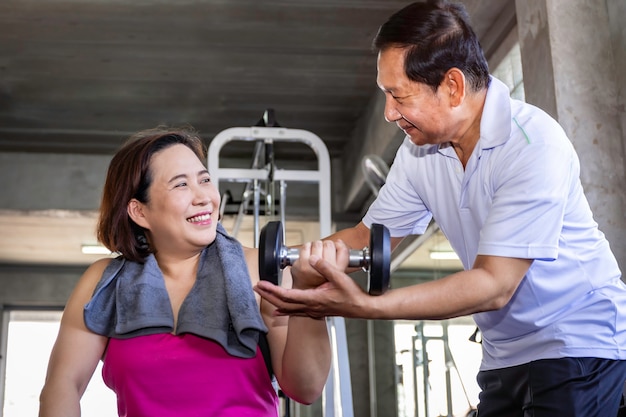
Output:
[39,259,111,417]
[246,243,343,404]
[262,305,330,404]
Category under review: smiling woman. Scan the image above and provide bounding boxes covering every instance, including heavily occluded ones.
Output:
[124,143,221,258]
[37,126,334,417]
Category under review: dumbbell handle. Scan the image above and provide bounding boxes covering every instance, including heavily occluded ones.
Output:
[260,220,390,295]
[279,247,371,270]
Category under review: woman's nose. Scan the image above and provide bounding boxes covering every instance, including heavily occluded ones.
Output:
[193,186,211,205]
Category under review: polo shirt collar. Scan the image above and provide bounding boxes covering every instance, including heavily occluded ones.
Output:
[478,76,512,150]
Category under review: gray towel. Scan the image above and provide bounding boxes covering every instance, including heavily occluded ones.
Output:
[83,223,267,358]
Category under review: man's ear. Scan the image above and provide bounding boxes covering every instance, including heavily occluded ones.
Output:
[127,199,149,229]
[444,68,466,107]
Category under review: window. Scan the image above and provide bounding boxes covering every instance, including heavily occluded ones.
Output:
[395,320,481,417]
[1,309,116,417]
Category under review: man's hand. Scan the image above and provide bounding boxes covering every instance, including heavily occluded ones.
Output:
[255,249,372,320]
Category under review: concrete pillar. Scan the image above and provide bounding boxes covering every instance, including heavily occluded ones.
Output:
[608,0,626,155]
[515,0,626,271]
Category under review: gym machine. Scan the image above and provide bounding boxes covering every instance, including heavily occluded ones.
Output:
[411,321,477,417]
[207,110,354,417]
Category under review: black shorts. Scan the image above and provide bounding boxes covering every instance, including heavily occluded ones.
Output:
[476,357,626,417]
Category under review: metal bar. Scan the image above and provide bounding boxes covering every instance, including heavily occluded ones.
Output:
[207,124,352,417]
[214,168,327,183]
[0,308,9,417]
[232,141,266,238]
[443,322,453,417]
[411,333,419,417]
[390,222,440,272]
[368,320,378,417]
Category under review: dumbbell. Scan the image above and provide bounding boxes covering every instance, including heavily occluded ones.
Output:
[258,221,391,295]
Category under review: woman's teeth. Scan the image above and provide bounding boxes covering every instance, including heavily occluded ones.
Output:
[187,214,211,223]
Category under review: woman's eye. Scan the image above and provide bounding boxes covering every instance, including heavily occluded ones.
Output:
[201,177,211,184]
[175,182,187,188]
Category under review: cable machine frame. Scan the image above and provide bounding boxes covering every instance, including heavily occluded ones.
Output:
[208,124,354,417]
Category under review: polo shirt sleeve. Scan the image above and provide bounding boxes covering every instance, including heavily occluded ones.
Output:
[477,115,578,261]
[363,141,433,237]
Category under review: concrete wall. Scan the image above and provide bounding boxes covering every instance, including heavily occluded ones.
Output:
[0,152,108,211]
[516,0,626,269]
[0,264,82,307]
[607,0,626,163]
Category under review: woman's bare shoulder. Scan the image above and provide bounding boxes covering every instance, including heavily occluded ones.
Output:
[73,257,116,298]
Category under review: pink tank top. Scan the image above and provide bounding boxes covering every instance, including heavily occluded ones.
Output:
[102,333,279,417]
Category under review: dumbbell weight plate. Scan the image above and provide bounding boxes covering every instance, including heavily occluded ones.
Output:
[368,223,391,296]
[259,220,283,286]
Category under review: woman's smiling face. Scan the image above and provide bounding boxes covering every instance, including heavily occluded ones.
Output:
[129,143,220,255]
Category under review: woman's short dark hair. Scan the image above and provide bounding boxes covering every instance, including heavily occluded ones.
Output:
[97,126,206,263]
[372,0,490,93]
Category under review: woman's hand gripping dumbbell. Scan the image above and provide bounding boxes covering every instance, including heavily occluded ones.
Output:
[258,221,391,295]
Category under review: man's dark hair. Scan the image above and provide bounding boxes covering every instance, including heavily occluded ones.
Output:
[373,0,490,92]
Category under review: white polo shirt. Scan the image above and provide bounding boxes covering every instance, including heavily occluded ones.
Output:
[363,76,626,370]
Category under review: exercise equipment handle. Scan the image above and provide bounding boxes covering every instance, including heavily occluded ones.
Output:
[283,247,368,269]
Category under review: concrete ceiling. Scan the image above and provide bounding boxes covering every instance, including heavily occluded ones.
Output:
[0,0,515,271]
